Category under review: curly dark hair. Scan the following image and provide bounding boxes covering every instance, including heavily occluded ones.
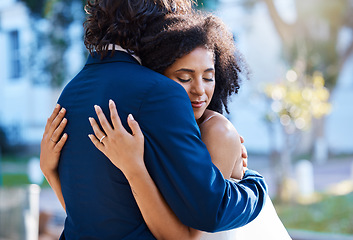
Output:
[139,12,248,114]
[83,0,193,58]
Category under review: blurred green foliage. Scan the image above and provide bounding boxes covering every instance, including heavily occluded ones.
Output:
[196,0,219,9]
[19,0,47,17]
[19,0,86,87]
[239,0,353,91]
[275,193,353,234]
[265,72,331,132]
[2,174,30,186]
[2,174,50,187]
[0,126,9,153]
[20,0,85,18]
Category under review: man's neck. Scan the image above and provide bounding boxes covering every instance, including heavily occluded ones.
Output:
[107,44,142,65]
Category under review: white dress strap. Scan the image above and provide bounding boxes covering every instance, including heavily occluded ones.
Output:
[199,114,216,126]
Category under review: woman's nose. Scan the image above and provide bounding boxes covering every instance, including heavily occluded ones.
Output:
[190,80,205,96]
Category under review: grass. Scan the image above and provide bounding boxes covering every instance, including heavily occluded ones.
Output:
[1,154,49,187]
[275,192,353,235]
[1,173,50,187]
[2,174,30,186]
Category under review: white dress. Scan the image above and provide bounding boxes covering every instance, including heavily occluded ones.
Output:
[200,195,292,240]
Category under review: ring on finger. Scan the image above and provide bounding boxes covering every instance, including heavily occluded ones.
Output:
[99,135,106,143]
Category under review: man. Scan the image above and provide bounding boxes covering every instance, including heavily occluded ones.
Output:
[52,0,267,239]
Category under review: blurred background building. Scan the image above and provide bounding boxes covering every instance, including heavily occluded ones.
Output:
[0,0,84,147]
[0,0,352,239]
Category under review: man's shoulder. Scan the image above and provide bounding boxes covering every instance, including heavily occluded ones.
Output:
[122,65,188,101]
[62,60,189,108]
[133,65,185,91]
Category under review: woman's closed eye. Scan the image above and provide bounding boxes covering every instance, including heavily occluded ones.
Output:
[203,73,215,82]
[177,77,191,83]
[203,77,214,82]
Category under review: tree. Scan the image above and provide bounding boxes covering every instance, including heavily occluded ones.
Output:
[239,0,353,200]
[264,70,331,200]
[20,0,86,87]
[196,0,219,9]
[259,0,353,90]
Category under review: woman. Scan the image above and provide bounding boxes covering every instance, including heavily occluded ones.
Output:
[41,12,290,240]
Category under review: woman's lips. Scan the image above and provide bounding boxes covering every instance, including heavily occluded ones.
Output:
[191,101,205,108]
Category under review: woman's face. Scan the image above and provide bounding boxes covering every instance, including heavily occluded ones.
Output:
[164,47,215,122]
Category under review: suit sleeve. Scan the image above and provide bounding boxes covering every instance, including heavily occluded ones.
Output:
[136,78,268,232]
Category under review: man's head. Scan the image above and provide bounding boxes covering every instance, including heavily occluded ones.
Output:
[83,0,194,57]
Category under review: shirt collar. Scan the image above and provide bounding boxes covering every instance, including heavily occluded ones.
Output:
[107,44,142,65]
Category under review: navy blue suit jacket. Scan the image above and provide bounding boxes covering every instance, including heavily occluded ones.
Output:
[58,51,267,239]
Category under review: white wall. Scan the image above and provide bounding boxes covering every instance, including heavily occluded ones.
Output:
[0,1,30,144]
[0,1,58,144]
[0,1,86,145]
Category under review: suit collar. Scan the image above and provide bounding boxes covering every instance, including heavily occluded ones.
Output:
[85,50,141,66]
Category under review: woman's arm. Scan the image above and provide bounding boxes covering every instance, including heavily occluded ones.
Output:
[200,113,245,180]
[89,100,202,240]
[40,104,67,211]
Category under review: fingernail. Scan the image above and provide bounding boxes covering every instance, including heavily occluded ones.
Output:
[128,114,134,121]
[62,118,67,123]
[109,99,113,105]
[55,104,60,109]
[60,108,66,113]
[88,117,93,122]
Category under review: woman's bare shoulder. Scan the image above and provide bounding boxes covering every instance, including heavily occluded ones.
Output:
[200,110,240,142]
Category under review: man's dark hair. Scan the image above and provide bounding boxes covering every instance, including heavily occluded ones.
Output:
[84,0,193,57]
[139,12,249,114]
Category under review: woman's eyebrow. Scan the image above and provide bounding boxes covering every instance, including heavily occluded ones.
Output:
[204,68,215,72]
[175,68,194,73]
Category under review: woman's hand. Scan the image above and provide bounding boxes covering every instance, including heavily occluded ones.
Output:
[40,104,67,210]
[240,136,248,173]
[88,99,145,178]
[40,104,68,175]
[231,136,248,180]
